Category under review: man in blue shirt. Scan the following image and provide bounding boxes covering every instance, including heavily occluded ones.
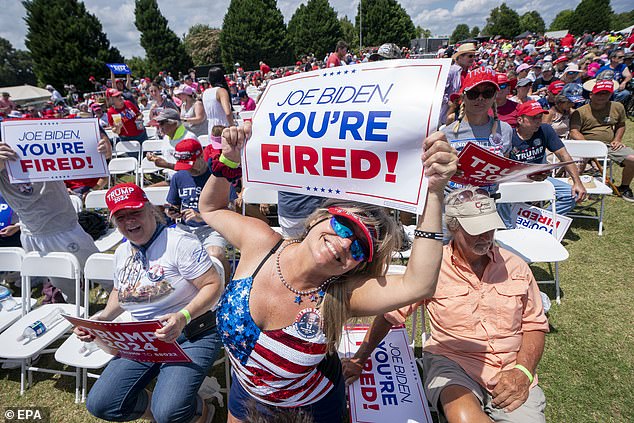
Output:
[597,50,632,105]
[166,139,229,281]
[510,101,586,220]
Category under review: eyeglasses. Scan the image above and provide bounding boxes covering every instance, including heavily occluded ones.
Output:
[498,83,509,90]
[615,56,624,59]
[465,88,497,100]
[329,216,369,262]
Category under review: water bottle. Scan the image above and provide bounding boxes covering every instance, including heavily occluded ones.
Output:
[16,307,65,341]
[0,286,19,312]
[78,341,100,354]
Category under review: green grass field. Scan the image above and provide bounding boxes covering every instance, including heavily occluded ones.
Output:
[1,128,633,423]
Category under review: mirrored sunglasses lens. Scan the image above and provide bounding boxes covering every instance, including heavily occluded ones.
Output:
[350,241,366,262]
[330,217,353,238]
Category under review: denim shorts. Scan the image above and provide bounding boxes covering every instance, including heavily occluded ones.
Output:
[228,372,346,422]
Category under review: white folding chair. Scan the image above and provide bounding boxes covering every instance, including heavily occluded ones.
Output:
[145,126,158,140]
[0,248,31,335]
[0,252,84,399]
[85,190,124,253]
[114,140,141,161]
[141,139,165,154]
[555,140,613,235]
[239,110,254,121]
[108,157,138,187]
[495,181,569,304]
[55,253,116,402]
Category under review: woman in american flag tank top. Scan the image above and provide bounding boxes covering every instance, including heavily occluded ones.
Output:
[200,125,457,421]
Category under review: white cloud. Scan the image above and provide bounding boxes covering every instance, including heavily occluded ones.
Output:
[1,0,632,57]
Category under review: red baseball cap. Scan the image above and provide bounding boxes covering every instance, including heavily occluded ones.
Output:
[553,55,569,64]
[548,81,565,94]
[106,183,148,218]
[517,100,548,117]
[592,79,615,94]
[327,206,378,262]
[174,139,203,171]
[461,68,499,93]
[89,76,95,81]
[106,88,122,98]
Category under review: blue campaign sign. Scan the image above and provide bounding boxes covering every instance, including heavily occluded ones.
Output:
[0,196,13,229]
[106,63,131,75]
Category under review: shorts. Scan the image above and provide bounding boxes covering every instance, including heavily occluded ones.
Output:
[608,145,634,165]
[20,223,98,302]
[227,372,346,423]
[176,224,226,249]
[421,353,546,423]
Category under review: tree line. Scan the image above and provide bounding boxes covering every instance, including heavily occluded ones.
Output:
[2,0,633,91]
[451,0,633,43]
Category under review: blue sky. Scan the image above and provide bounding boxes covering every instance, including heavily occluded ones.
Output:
[0,0,631,58]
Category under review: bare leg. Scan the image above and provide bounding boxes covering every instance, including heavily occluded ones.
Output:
[440,385,492,423]
[621,156,634,186]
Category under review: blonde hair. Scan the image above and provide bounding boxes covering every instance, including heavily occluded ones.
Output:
[299,200,401,352]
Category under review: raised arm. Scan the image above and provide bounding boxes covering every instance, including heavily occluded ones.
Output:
[199,123,278,251]
[348,132,457,317]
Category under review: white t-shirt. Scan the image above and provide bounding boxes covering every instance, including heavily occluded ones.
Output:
[113,226,212,321]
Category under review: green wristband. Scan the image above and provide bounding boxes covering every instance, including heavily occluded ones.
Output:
[514,364,534,384]
[179,308,192,325]
[219,154,240,169]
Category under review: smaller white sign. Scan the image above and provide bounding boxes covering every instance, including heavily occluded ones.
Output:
[1,118,108,183]
[339,326,432,423]
[510,203,572,242]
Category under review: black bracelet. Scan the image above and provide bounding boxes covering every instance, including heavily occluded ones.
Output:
[414,230,444,241]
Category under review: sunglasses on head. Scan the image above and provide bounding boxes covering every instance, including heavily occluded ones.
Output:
[329,216,369,262]
[465,87,497,100]
[456,188,498,203]
[173,151,197,160]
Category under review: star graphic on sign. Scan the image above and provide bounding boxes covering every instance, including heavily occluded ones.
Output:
[344,70,348,74]
[323,73,327,77]
[337,71,341,75]
[328,189,333,193]
[313,187,318,191]
[321,187,325,192]
[306,186,312,191]
[351,69,356,73]
[335,189,341,194]
[330,72,334,76]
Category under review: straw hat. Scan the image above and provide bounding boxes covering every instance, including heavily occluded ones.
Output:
[452,43,477,60]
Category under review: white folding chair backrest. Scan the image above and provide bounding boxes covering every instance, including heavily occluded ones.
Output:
[108,157,138,174]
[84,190,108,209]
[83,253,114,312]
[141,139,164,153]
[497,181,556,203]
[0,247,25,273]
[239,111,254,120]
[22,252,82,311]
[115,140,141,160]
[198,134,210,147]
[562,140,609,179]
[241,186,278,205]
[497,181,558,239]
[69,195,83,213]
[144,186,169,205]
[145,126,158,140]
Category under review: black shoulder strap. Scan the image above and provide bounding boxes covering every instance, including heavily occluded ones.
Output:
[252,238,284,279]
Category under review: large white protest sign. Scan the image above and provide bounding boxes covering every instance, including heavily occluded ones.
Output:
[339,326,432,423]
[510,203,572,242]
[1,118,108,183]
[244,59,451,214]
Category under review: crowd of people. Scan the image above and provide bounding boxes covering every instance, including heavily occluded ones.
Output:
[0,26,632,423]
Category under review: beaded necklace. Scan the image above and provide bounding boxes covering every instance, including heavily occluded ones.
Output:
[276,239,338,304]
